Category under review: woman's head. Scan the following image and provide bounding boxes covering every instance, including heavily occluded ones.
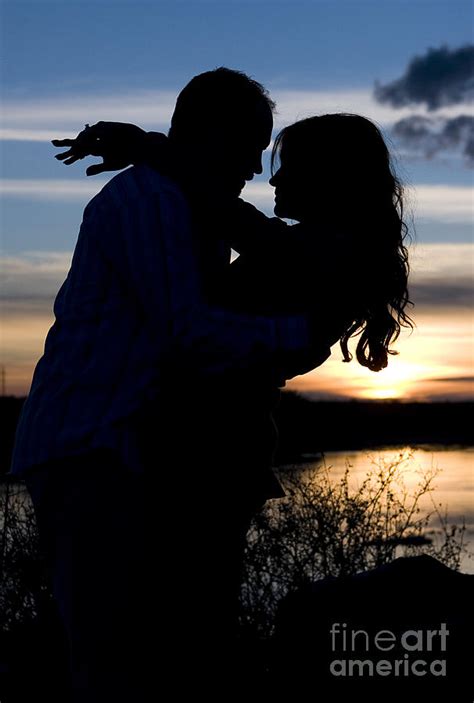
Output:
[270,113,397,222]
[270,113,414,372]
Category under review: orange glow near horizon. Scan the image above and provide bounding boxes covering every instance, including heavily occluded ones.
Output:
[1,305,55,396]
[3,307,473,401]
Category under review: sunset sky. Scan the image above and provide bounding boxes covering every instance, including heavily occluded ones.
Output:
[1,0,473,401]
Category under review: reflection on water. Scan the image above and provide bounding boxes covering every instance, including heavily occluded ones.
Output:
[1,447,473,572]
[293,446,474,573]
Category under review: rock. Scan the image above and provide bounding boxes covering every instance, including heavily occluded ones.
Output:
[271,556,473,701]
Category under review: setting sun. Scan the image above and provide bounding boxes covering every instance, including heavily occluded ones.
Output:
[361,387,402,400]
[355,359,433,400]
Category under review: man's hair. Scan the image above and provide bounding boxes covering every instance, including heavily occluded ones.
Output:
[168,67,275,142]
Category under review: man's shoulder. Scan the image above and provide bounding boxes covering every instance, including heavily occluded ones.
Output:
[108,164,178,193]
[90,166,186,212]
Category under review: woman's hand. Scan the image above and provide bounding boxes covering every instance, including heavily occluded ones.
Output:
[52,121,154,176]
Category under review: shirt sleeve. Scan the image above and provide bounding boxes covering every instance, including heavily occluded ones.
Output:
[89,168,330,381]
[223,198,309,257]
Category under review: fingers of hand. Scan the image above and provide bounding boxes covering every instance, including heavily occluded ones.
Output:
[51,138,75,147]
[52,132,99,163]
[54,149,75,161]
[55,150,83,165]
[64,155,83,165]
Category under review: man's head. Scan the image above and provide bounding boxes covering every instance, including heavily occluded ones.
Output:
[168,67,274,201]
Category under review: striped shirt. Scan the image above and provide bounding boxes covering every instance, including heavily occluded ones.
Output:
[11,165,325,477]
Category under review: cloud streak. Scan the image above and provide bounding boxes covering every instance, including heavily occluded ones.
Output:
[411,185,474,223]
[410,280,473,308]
[1,90,177,139]
[408,242,473,309]
[429,376,474,383]
[1,87,469,143]
[1,251,72,305]
[0,179,108,201]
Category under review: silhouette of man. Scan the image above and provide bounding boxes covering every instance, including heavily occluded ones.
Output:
[11,68,331,701]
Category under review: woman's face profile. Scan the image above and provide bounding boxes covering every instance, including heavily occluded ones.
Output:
[271,129,348,224]
[270,142,312,222]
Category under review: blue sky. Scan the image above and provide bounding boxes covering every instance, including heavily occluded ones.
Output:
[3,1,472,96]
[2,0,473,253]
[1,0,473,398]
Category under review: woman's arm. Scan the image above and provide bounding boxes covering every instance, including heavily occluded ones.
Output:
[224,198,311,257]
[217,224,361,351]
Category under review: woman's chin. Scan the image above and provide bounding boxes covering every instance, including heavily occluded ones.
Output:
[273,202,286,218]
[274,202,303,222]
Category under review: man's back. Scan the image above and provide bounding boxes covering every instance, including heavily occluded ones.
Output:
[12,163,325,479]
[11,165,187,477]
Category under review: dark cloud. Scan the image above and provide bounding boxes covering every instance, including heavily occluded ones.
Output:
[392,114,474,165]
[429,376,474,383]
[410,279,473,308]
[375,45,474,110]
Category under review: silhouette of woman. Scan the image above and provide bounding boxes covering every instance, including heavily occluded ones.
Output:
[220,113,413,375]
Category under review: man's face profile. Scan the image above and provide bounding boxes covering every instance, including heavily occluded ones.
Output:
[194,99,273,201]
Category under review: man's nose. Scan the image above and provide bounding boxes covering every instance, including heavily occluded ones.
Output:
[253,154,264,175]
[246,151,264,179]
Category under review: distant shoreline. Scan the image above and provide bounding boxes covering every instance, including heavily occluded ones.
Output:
[273,393,473,462]
[1,394,473,473]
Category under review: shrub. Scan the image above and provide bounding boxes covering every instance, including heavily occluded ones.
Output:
[241,451,469,637]
[0,480,51,631]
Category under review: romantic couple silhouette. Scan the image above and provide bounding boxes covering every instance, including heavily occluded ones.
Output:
[10,67,412,701]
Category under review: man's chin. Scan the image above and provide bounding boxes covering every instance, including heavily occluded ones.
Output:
[274,202,284,217]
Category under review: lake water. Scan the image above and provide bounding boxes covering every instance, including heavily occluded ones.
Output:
[279,446,474,573]
[2,446,473,572]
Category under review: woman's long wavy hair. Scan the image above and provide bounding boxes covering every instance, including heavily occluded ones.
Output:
[272,113,414,372]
